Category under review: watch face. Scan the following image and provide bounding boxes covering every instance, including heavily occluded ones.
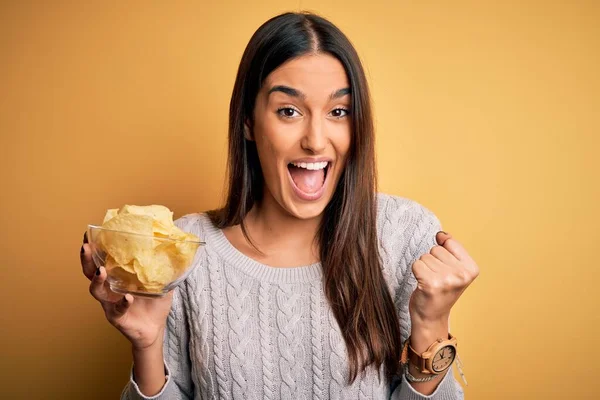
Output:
[432,345,456,373]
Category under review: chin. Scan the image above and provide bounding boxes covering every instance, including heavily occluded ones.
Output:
[284,198,329,220]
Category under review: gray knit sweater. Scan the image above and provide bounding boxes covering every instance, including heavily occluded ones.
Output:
[121,193,465,400]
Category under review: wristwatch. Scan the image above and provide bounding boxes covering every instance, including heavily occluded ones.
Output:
[400,333,457,375]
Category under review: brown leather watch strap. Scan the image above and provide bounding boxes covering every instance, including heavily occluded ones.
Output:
[401,333,456,375]
[408,343,429,373]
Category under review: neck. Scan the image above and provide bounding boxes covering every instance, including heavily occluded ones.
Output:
[244,190,321,264]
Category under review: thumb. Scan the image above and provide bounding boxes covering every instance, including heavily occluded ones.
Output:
[111,293,134,319]
[436,231,452,246]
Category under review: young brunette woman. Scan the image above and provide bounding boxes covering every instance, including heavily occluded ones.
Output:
[80,12,478,400]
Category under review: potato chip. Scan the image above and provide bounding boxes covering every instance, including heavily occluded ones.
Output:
[119,205,174,237]
[100,214,154,264]
[174,239,199,269]
[109,264,146,291]
[119,205,174,224]
[98,204,200,293]
[103,209,119,224]
[104,254,136,275]
[104,254,118,271]
[132,255,174,287]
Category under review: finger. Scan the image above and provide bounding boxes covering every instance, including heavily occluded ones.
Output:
[83,231,88,244]
[419,253,446,273]
[412,259,436,283]
[89,266,114,304]
[80,243,96,280]
[437,234,469,262]
[435,231,452,246]
[109,293,133,321]
[430,245,460,266]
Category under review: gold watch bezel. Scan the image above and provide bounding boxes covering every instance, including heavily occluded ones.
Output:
[405,333,458,375]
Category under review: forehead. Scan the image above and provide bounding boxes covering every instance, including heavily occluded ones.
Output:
[263,53,349,95]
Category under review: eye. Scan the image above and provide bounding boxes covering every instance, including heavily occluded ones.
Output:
[277,107,301,119]
[329,107,350,118]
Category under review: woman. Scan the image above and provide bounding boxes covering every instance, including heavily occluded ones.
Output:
[80,12,478,399]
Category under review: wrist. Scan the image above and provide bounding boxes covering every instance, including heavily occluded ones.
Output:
[409,319,449,353]
[133,337,163,356]
[405,361,447,380]
[131,338,166,396]
[132,328,165,354]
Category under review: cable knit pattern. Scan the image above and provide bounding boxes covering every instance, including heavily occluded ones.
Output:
[328,307,347,400]
[209,254,228,399]
[358,370,371,400]
[226,266,258,400]
[120,193,464,400]
[309,285,326,399]
[184,217,214,399]
[276,283,308,400]
[259,283,276,400]
[187,272,213,399]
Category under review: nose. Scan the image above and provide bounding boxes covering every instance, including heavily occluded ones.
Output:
[301,117,327,154]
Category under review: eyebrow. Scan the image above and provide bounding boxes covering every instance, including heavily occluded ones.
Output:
[268,85,305,99]
[267,85,351,100]
[331,87,351,99]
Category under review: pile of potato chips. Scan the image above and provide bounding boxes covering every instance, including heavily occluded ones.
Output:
[99,205,200,292]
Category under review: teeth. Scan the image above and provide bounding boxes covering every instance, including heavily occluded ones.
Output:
[291,161,329,170]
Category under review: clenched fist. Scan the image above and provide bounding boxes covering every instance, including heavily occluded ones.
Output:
[409,231,479,325]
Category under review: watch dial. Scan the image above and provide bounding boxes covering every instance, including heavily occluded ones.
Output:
[432,345,456,373]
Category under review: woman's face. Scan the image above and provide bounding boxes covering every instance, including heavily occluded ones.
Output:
[250,53,352,220]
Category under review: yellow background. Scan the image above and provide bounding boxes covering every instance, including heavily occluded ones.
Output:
[1,1,598,399]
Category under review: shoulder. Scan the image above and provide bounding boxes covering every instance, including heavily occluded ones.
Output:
[376,192,441,249]
[174,212,211,239]
[376,193,443,283]
[172,213,212,302]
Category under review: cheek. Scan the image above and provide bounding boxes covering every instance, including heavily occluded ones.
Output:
[254,116,277,157]
[254,118,293,172]
[330,122,352,158]
[254,136,276,179]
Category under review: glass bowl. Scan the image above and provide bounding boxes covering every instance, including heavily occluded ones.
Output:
[86,224,204,298]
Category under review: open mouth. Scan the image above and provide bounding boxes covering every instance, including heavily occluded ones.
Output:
[287,161,330,200]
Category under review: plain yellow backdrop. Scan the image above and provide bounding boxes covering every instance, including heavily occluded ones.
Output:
[1,1,598,399]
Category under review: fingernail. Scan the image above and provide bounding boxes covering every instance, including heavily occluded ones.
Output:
[438,231,448,236]
[95,267,100,276]
[80,245,85,255]
[123,296,128,304]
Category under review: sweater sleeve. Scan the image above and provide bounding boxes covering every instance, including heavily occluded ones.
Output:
[377,194,464,399]
[120,216,197,400]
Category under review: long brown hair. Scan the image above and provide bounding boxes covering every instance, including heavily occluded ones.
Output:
[208,12,401,383]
